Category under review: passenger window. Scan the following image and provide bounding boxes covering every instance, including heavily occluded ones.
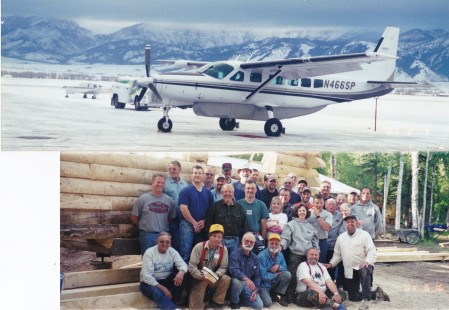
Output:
[230,71,245,82]
[288,79,299,86]
[250,72,262,83]
[300,78,311,87]
[314,79,324,88]
[269,75,284,85]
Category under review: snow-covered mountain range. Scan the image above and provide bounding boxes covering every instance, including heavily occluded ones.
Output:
[2,16,448,81]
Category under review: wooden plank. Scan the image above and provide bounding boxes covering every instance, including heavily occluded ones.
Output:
[377,252,449,263]
[60,224,138,239]
[63,267,141,289]
[61,238,140,255]
[61,239,112,255]
[61,282,140,300]
[60,193,136,211]
[60,177,150,197]
[61,161,154,184]
[61,210,132,225]
[60,291,156,309]
[439,242,449,248]
[376,247,419,252]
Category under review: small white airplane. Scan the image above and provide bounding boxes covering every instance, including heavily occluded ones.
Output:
[134,26,417,136]
[63,82,107,99]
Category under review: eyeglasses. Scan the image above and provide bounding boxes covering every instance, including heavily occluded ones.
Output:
[159,240,171,244]
[205,173,214,176]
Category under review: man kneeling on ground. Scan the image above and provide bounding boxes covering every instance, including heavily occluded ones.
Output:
[140,232,187,310]
[296,247,347,309]
[188,224,231,309]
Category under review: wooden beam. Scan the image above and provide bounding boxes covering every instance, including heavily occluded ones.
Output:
[376,247,419,252]
[60,177,150,197]
[60,291,156,309]
[377,251,449,263]
[61,193,136,211]
[60,224,138,239]
[63,267,141,289]
[61,238,140,255]
[61,282,140,300]
[61,210,132,225]
[61,161,154,184]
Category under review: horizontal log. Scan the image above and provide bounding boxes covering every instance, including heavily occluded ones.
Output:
[278,151,322,158]
[307,176,322,188]
[61,161,153,184]
[61,193,136,211]
[60,291,155,309]
[61,238,140,255]
[272,166,310,178]
[62,266,141,289]
[61,210,132,225]
[60,177,150,197]
[377,251,449,263]
[61,282,140,300]
[306,155,326,169]
[60,224,138,239]
[60,152,208,173]
[376,247,418,252]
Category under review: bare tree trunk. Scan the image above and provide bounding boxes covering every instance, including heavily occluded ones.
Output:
[421,152,430,238]
[428,163,436,228]
[330,152,336,179]
[395,153,404,230]
[411,152,419,229]
[382,162,392,237]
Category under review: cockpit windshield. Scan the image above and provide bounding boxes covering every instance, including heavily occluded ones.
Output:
[200,63,234,79]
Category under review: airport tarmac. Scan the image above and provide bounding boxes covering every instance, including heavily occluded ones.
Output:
[1,78,448,151]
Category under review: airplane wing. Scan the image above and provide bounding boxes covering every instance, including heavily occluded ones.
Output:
[157,59,210,69]
[240,52,393,77]
[367,80,434,88]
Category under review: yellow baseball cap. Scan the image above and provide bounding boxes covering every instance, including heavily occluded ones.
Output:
[268,233,281,241]
[209,224,224,234]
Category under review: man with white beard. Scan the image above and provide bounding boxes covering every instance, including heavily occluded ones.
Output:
[229,232,264,309]
[257,233,291,307]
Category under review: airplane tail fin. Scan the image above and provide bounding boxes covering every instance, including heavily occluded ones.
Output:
[372,26,399,58]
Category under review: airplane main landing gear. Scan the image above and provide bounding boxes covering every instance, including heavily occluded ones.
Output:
[219,118,237,131]
[158,118,173,132]
[264,105,284,136]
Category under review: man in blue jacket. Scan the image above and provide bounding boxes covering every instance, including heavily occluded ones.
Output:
[229,232,264,309]
[257,233,291,307]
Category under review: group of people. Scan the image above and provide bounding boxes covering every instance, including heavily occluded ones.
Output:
[131,161,391,309]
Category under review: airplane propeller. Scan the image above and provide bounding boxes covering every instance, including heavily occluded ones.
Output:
[136,45,163,102]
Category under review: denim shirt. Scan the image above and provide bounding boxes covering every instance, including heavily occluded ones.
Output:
[257,248,288,290]
[229,247,261,288]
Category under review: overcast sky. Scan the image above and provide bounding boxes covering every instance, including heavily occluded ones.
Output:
[2,0,449,34]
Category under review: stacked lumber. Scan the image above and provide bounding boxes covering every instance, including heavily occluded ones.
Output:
[60,267,155,309]
[60,152,209,255]
[260,152,324,189]
[376,246,449,263]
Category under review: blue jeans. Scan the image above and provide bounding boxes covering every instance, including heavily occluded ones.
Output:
[139,231,159,255]
[140,271,184,310]
[179,219,204,263]
[169,217,180,252]
[318,239,328,263]
[222,236,239,257]
[230,278,263,309]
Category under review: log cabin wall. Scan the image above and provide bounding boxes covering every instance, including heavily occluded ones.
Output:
[60,152,324,256]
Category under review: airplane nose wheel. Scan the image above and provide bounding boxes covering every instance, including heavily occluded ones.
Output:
[264,118,283,137]
[158,118,173,133]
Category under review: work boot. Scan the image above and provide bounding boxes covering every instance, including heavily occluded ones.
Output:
[271,292,289,307]
[230,302,240,309]
[375,286,390,301]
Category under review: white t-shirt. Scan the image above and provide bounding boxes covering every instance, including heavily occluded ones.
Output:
[296,261,331,293]
[267,212,288,232]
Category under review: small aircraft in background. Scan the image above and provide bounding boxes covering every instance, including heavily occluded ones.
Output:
[63,82,108,99]
[130,26,417,136]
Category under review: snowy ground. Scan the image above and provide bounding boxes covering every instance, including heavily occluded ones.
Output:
[1,77,449,151]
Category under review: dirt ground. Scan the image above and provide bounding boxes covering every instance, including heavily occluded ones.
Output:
[61,244,449,309]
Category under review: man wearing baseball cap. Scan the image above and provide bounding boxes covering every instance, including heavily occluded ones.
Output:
[260,174,279,209]
[326,215,390,304]
[222,163,237,184]
[211,173,226,202]
[257,233,291,307]
[188,224,231,309]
